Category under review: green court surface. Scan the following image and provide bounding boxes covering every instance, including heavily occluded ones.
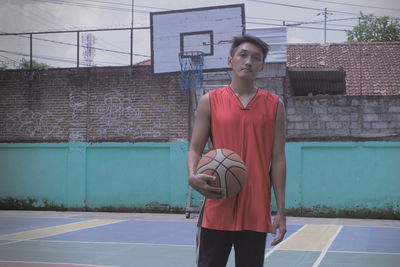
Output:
[0,211,399,267]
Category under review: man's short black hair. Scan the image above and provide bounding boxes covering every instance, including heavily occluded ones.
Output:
[230,35,270,62]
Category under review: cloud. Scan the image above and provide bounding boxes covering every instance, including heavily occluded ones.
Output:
[287,36,308,43]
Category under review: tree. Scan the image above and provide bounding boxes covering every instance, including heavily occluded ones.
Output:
[346,12,400,42]
[18,58,52,70]
[0,62,7,70]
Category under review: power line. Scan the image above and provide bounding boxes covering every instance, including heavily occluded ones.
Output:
[247,21,284,27]
[313,22,355,28]
[0,54,20,68]
[33,0,159,14]
[6,1,144,63]
[248,0,400,23]
[0,26,150,36]
[248,16,300,24]
[0,54,19,64]
[7,4,59,32]
[248,0,325,12]
[77,0,170,11]
[249,16,358,27]
[289,24,347,32]
[248,0,359,16]
[0,49,77,65]
[35,1,133,62]
[0,49,128,66]
[33,1,86,31]
[247,21,347,32]
[247,15,358,30]
[0,33,150,58]
[309,0,400,12]
[34,0,128,12]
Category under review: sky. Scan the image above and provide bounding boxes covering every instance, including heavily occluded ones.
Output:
[0,0,399,68]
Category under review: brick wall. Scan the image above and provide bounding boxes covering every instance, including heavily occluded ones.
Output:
[1,65,399,143]
[0,66,189,142]
[200,64,399,141]
[286,95,400,140]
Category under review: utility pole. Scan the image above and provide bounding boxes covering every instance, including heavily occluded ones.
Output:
[318,7,332,44]
[324,8,327,43]
[30,33,32,69]
[77,31,80,68]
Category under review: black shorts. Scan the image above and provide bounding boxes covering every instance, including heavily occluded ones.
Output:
[197,227,267,267]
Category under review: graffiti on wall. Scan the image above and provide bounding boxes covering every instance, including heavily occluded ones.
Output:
[4,109,64,139]
[68,88,87,141]
[1,89,169,141]
[69,89,86,120]
[92,91,166,140]
[94,91,141,139]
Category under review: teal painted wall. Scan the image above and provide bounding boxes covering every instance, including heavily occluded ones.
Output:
[0,142,191,210]
[0,142,399,217]
[0,144,69,207]
[281,142,400,217]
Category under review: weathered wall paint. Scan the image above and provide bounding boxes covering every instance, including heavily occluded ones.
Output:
[0,144,69,207]
[0,142,191,211]
[279,141,400,218]
[1,142,399,218]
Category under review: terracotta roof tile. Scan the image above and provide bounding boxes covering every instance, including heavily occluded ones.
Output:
[287,42,400,95]
[135,42,400,95]
[133,59,151,66]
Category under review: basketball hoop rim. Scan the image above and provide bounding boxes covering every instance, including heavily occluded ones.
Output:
[179,51,205,59]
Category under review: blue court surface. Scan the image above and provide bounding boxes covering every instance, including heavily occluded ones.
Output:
[0,211,399,267]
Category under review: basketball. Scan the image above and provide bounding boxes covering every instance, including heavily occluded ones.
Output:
[196,148,246,199]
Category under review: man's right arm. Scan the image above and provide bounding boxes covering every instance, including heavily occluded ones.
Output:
[187,93,224,200]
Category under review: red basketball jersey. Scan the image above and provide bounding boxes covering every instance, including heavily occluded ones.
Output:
[201,85,279,233]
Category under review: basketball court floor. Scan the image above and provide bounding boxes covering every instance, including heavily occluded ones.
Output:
[0,210,399,267]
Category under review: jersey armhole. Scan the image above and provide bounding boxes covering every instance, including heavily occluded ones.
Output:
[207,90,214,151]
[272,94,280,124]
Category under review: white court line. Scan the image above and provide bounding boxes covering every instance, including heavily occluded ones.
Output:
[334,224,400,229]
[312,225,343,267]
[0,240,24,247]
[273,248,400,255]
[328,250,400,256]
[272,249,400,256]
[0,260,118,267]
[15,239,196,247]
[264,224,308,260]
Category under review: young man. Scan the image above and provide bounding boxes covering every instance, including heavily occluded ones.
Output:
[187,35,287,267]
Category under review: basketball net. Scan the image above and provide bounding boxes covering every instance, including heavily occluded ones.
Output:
[178,51,204,90]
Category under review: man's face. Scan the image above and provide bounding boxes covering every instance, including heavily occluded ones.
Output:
[228,42,265,80]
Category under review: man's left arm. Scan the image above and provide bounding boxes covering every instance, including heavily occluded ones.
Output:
[270,98,287,246]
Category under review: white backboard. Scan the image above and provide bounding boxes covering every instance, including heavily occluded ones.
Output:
[246,27,287,63]
[150,4,245,74]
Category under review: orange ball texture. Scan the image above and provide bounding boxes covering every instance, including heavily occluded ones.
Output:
[196,148,247,199]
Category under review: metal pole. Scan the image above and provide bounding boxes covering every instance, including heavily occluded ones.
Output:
[130,29,133,66]
[130,0,134,66]
[30,33,33,69]
[77,31,80,68]
[324,7,327,44]
[0,27,150,37]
